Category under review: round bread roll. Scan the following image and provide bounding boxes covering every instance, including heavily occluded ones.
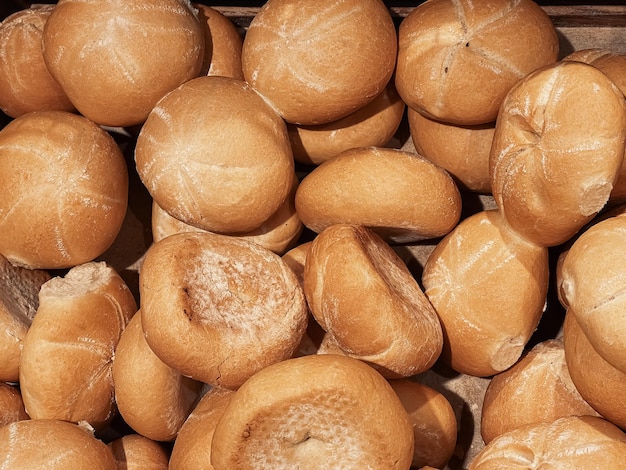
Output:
[389,379,457,469]
[295,147,462,243]
[288,83,406,165]
[0,5,73,118]
[139,231,308,389]
[0,110,128,269]
[490,60,626,247]
[242,0,397,125]
[19,262,137,429]
[108,434,169,470]
[41,0,205,127]
[112,310,202,442]
[282,241,313,286]
[194,4,243,79]
[396,0,559,125]
[303,224,443,378]
[0,382,29,427]
[407,107,493,193]
[169,386,235,470]
[422,209,549,377]
[469,415,626,469]
[211,354,415,469]
[0,419,116,468]
[480,339,600,445]
[0,253,50,382]
[135,75,294,234]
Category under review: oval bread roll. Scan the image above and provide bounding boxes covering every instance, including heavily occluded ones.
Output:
[108,434,169,470]
[0,382,29,427]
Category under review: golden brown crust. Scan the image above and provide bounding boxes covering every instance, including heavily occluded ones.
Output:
[108,434,169,470]
[0,382,29,427]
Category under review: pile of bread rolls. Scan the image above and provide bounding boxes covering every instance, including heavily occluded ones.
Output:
[2,0,626,468]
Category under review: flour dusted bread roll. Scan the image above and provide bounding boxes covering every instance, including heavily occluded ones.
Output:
[211,354,414,469]
[242,0,397,125]
[108,434,169,470]
[135,75,294,234]
[396,0,559,125]
[0,110,128,269]
[0,382,29,427]
[42,0,205,127]
[139,231,308,389]
[490,60,626,247]
[422,210,549,377]
[295,147,462,243]
[19,262,137,429]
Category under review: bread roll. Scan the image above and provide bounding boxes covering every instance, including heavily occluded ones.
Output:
[469,415,626,469]
[108,434,169,470]
[288,83,405,165]
[112,310,202,442]
[0,382,29,427]
[135,75,294,234]
[490,60,626,247]
[19,262,137,429]
[211,354,415,469]
[282,241,313,286]
[0,5,73,118]
[303,224,443,378]
[42,0,205,127]
[0,110,128,269]
[480,339,599,444]
[396,0,558,126]
[139,231,308,389]
[422,210,549,377]
[295,147,462,243]
[242,0,397,125]
[408,107,493,193]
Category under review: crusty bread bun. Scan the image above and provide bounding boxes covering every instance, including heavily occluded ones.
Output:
[480,339,599,445]
[295,147,462,243]
[169,386,235,470]
[407,107,493,193]
[303,224,443,378]
[288,83,405,166]
[0,110,128,269]
[282,241,313,286]
[0,5,73,118]
[19,262,137,429]
[0,254,50,382]
[469,415,626,469]
[211,354,415,469]
[0,419,116,468]
[112,310,202,442]
[389,379,457,469]
[490,60,626,247]
[422,209,549,377]
[139,231,308,389]
[0,382,29,427]
[194,4,243,79]
[396,0,558,126]
[41,0,205,127]
[108,434,169,470]
[242,0,397,125]
[135,75,294,234]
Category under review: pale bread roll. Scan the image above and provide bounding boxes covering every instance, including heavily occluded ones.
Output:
[422,210,549,377]
[135,75,294,234]
[490,60,626,247]
[0,5,73,118]
[112,310,202,442]
[480,339,599,444]
[19,262,137,429]
[295,147,462,243]
[242,0,397,125]
[396,0,559,125]
[211,354,415,469]
[42,0,205,127]
[0,382,29,427]
[108,434,169,470]
[0,110,128,269]
[139,231,308,389]
[303,224,443,378]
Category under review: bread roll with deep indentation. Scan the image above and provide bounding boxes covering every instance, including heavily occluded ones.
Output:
[211,354,414,469]
[422,209,549,377]
[396,0,559,125]
[242,0,397,125]
[19,262,137,429]
[295,147,462,243]
[139,231,308,389]
[108,434,169,470]
[135,75,294,234]
[490,60,626,247]
[0,382,29,427]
